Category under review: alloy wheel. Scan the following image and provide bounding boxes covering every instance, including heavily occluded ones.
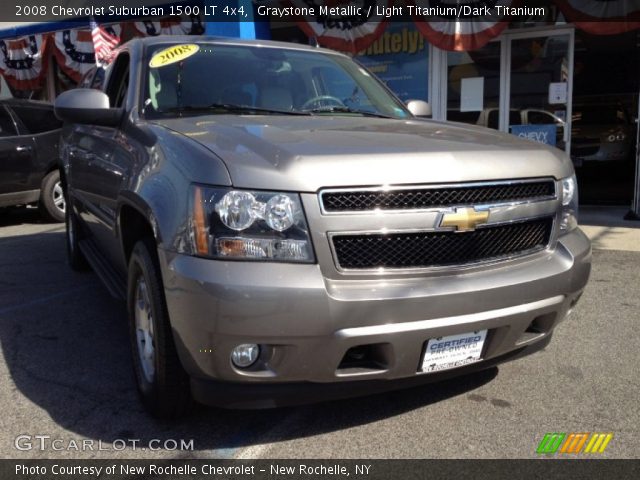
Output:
[134,276,155,383]
[53,181,65,214]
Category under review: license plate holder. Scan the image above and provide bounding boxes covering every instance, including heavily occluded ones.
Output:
[420,330,488,373]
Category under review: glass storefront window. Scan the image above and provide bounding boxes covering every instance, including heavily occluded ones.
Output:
[509,35,570,150]
[356,22,429,102]
[446,42,501,128]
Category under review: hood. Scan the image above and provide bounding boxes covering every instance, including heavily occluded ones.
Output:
[152,115,573,192]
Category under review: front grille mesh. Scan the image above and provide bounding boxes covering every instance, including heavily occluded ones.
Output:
[322,181,555,212]
[332,217,553,270]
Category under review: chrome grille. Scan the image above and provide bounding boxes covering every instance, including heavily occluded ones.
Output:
[332,217,553,271]
[321,180,555,213]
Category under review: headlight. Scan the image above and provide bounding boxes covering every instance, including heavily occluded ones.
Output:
[188,185,314,263]
[560,174,578,233]
[562,175,576,206]
[215,190,257,231]
[606,132,626,142]
[264,194,296,232]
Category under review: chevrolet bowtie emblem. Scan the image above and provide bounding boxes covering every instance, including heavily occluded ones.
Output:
[440,207,490,232]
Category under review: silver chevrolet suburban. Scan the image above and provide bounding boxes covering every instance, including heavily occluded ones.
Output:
[54,37,591,418]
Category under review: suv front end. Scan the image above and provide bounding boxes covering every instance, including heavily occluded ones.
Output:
[161,175,590,408]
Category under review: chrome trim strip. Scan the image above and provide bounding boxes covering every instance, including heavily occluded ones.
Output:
[335,296,565,338]
[328,215,557,274]
[318,177,558,215]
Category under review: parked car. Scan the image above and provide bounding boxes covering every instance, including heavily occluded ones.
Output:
[0,99,65,221]
[449,108,566,149]
[570,104,634,165]
[55,37,591,418]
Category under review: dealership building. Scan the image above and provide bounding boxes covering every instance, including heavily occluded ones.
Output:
[0,0,638,215]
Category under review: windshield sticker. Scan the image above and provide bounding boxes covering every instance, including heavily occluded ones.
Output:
[149,44,200,68]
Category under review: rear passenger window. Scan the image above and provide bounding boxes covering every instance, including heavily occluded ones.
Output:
[11,105,62,134]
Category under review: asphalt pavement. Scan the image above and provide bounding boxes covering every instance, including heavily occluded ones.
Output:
[0,207,638,459]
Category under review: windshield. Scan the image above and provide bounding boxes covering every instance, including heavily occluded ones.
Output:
[142,43,410,119]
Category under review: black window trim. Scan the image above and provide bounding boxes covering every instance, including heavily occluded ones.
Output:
[105,51,131,109]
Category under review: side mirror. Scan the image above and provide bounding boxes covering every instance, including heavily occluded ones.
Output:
[54,88,123,127]
[406,99,432,117]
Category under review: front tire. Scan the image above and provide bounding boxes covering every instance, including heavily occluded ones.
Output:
[127,239,191,418]
[39,170,65,223]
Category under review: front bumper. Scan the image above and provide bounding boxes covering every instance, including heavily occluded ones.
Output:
[159,228,591,407]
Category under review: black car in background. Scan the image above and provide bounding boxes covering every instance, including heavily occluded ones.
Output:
[570,103,634,165]
[0,99,64,222]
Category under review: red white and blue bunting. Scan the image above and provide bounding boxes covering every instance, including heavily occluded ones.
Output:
[52,24,122,83]
[554,0,640,35]
[408,0,521,51]
[290,0,640,52]
[0,35,48,90]
[50,16,204,85]
[133,16,205,36]
[287,0,393,53]
[0,15,204,90]
[3,2,640,93]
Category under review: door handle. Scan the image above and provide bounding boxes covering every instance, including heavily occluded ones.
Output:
[15,145,32,153]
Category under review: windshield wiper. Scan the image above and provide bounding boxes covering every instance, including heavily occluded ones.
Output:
[156,103,394,118]
[305,106,394,119]
[158,103,310,116]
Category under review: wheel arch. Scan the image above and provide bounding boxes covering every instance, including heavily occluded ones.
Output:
[40,160,62,188]
[117,195,162,266]
[45,157,62,175]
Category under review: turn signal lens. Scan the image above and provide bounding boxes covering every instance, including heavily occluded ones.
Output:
[192,187,209,255]
[217,238,310,261]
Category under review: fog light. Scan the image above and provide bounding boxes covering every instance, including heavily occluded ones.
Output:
[231,344,260,368]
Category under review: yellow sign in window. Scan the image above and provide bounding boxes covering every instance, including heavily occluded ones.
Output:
[149,44,200,68]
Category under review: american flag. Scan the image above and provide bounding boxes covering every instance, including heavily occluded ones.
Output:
[90,18,120,66]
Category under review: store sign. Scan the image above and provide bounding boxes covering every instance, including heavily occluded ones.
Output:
[356,23,428,102]
[548,82,568,105]
[510,124,557,146]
